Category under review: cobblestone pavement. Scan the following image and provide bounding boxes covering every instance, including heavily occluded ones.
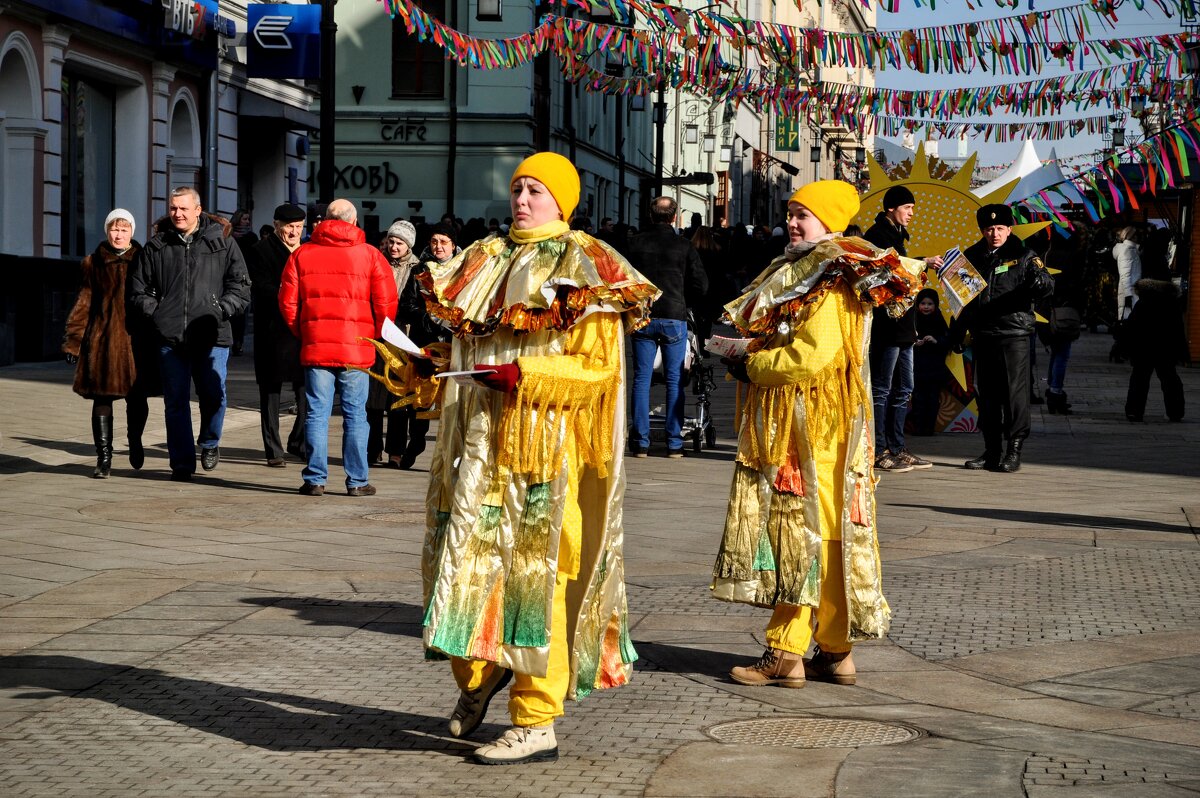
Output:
[1,330,1199,797]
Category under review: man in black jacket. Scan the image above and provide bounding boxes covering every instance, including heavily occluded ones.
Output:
[626,196,707,457]
[864,185,941,473]
[949,204,1054,472]
[129,186,250,481]
[245,203,308,467]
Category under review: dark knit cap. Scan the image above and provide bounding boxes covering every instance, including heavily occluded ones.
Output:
[883,185,916,210]
[273,203,306,223]
[430,221,457,243]
[976,203,1014,228]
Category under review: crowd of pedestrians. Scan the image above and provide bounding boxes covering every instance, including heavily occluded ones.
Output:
[57,159,1189,765]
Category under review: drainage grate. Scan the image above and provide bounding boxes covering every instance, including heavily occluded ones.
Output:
[706,717,923,748]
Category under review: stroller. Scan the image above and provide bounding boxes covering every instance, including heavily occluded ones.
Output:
[647,328,718,452]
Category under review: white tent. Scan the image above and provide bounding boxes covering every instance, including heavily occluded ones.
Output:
[972,139,1043,200]
[1006,148,1086,205]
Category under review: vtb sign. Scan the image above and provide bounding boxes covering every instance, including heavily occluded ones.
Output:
[247,4,321,79]
[161,0,215,40]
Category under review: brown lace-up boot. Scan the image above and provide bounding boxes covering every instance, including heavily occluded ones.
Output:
[730,648,806,688]
[804,648,856,685]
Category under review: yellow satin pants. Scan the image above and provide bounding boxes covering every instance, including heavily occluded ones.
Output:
[450,567,570,727]
[765,539,850,656]
[448,460,582,728]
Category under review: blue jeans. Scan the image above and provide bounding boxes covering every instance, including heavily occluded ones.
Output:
[631,318,688,451]
[1047,340,1072,394]
[160,344,229,473]
[870,343,914,454]
[303,367,370,488]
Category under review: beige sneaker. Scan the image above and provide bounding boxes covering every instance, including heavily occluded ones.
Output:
[804,648,856,685]
[729,647,806,688]
[448,667,513,739]
[473,724,558,765]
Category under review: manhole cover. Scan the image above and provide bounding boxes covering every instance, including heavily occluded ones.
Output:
[706,717,923,748]
[362,511,425,524]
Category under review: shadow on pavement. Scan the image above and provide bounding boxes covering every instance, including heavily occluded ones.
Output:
[0,654,467,753]
[0,457,96,477]
[894,503,1193,534]
[8,435,96,458]
[633,640,742,679]
[240,597,425,636]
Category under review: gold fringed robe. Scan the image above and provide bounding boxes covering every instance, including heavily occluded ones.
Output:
[420,229,658,699]
[711,237,924,643]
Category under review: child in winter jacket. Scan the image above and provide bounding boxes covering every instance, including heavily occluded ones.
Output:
[910,288,949,435]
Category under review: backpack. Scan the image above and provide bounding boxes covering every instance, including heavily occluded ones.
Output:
[1049,306,1082,341]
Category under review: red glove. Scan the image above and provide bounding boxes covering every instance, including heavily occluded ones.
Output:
[473,362,520,393]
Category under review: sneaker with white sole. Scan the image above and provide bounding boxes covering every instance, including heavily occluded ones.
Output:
[895,449,933,469]
[473,724,558,765]
[448,666,513,739]
[874,452,913,474]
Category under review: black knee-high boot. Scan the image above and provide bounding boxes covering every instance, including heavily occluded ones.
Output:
[127,398,148,470]
[92,415,114,479]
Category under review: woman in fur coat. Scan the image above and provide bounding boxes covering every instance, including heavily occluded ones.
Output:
[62,209,157,478]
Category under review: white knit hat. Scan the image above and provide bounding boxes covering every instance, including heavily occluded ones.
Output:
[386,219,416,249]
[105,208,136,237]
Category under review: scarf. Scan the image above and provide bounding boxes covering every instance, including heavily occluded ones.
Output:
[508,219,571,245]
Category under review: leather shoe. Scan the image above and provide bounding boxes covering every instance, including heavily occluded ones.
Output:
[997,438,1024,473]
[474,725,558,766]
[730,648,806,688]
[299,482,324,496]
[964,451,998,470]
[804,648,856,685]
[449,666,513,739]
[266,458,286,468]
[347,484,377,497]
[200,447,220,471]
[398,453,417,470]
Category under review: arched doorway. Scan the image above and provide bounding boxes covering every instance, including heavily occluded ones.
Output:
[167,91,202,194]
[0,34,42,256]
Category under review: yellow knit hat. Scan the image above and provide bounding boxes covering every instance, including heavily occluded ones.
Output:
[510,152,580,221]
[788,180,861,234]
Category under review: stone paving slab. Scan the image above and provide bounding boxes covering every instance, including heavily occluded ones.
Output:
[1,331,1199,796]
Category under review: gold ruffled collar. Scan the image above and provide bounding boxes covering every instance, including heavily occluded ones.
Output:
[419,230,660,336]
[725,236,926,337]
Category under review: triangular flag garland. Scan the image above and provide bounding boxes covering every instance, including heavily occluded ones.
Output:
[1012,113,1200,226]
[380,0,1200,80]
[382,0,1196,128]
[379,0,1200,207]
[880,0,1190,14]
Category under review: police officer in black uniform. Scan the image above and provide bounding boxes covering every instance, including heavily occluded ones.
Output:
[949,204,1054,473]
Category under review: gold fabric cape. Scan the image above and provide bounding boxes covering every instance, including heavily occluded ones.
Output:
[421,230,659,699]
[711,236,924,643]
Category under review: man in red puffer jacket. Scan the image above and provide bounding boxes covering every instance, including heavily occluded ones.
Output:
[279,199,398,497]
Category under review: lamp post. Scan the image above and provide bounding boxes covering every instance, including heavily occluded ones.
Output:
[654,86,666,198]
[318,0,337,205]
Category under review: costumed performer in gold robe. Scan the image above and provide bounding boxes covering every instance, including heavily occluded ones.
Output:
[712,180,924,688]
[419,152,659,765]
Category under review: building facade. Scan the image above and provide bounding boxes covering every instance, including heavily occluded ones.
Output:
[319,0,654,238]
[0,0,316,362]
[0,0,316,261]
